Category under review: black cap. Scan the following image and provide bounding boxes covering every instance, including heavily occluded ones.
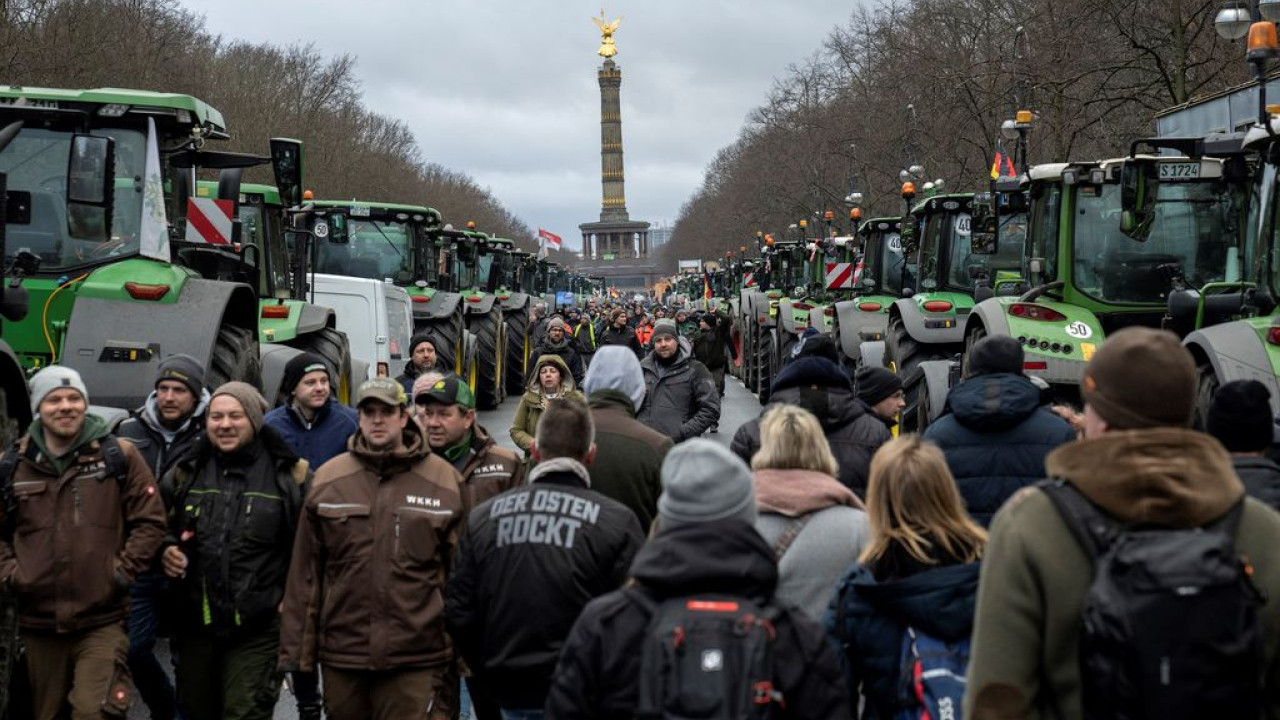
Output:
[156,354,206,396]
[856,366,902,406]
[966,336,1024,378]
[791,331,841,365]
[282,353,331,396]
[1208,380,1275,453]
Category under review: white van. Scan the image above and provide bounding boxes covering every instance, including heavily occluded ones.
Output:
[310,274,414,381]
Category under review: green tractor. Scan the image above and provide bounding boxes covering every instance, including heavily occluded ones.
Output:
[744,238,807,402]
[832,216,903,371]
[453,228,508,410]
[878,190,1027,432]
[0,126,35,441]
[297,200,479,388]
[937,148,1250,428]
[0,86,293,409]
[191,181,358,405]
[481,236,533,396]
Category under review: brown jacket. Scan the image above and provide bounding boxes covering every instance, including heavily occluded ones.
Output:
[279,421,464,672]
[458,424,524,515]
[966,428,1280,720]
[0,419,166,632]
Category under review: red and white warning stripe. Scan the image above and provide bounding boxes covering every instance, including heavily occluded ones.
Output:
[825,262,856,290]
[184,198,234,245]
[744,272,755,288]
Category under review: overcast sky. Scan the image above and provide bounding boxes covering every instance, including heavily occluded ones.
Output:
[192,1,857,251]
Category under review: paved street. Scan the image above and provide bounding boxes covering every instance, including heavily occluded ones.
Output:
[131,373,762,719]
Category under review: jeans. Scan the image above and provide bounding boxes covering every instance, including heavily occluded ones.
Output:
[499,710,545,720]
[128,569,177,720]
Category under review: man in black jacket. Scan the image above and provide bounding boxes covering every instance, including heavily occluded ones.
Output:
[116,354,210,720]
[732,334,889,498]
[1207,379,1280,510]
[446,399,643,717]
[598,308,643,358]
[545,439,850,720]
[921,336,1075,526]
[528,318,586,386]
[638,320,720,441]
[160,382,311,720]
[691,311,736,405]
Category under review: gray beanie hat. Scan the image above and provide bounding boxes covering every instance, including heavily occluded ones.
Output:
[658,439,756,531]
[583,346,646,411]
[211,381,269,433]
[29,366,89,413]
[652,319,679,341]
[156,353,207,396]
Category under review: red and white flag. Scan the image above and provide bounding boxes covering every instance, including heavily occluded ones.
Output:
[538,228,562,250]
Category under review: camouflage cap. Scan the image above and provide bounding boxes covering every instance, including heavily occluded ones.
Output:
[414,374,476,410]
[356,377,406,408]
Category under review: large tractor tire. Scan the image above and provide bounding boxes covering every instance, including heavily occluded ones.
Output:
[288,327,355,406]
[470,310,506,410]
[756,329,776,403]
[416,309,467,379]
[1193,363,1220,432]
[207,325,263,393]
[504,306,531,397]
[884,315,955,434]
[742,321,757,390]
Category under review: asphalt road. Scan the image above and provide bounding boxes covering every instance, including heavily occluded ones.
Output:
[131,375,764,718]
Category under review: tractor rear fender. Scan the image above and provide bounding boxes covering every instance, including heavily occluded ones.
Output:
[1185,322,1280,416]
[891,298,965,344]
[295,302,333,336]
[61,278,258,409]
[464,294,497,315]
[0,342,31,429]
[501,292,531,312]
[834,300,891,360]
[964,300,1013,340]
[858,340,885,369]
[260,343,308,405]
[415,291,463,322]
[918,359,958,426]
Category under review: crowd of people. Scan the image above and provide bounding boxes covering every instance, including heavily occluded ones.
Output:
[4,314,1280,720]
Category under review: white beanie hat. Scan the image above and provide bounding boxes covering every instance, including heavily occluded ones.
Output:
[29,366,88,413]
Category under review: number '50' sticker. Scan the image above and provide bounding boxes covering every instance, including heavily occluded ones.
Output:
[1066,321,1092,339]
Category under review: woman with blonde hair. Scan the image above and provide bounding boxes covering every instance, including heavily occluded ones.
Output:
[824,435,986,719]
[752,404,868,621]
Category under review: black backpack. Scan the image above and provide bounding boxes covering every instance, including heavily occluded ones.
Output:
[631,589,783,720]
[1040,479,1264,719]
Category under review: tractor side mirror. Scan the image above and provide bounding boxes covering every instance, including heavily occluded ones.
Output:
[66,134,115,242]
[269,138,304,209]
[1120,159,1158,241]
[970,216,998,255]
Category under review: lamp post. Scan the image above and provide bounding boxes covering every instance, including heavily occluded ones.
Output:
[1216,0,1280,123]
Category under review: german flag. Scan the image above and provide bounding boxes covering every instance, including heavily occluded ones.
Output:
[990,138,1016,179]
[703,271,713,300]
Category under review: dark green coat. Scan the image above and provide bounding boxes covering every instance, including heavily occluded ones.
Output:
[586,389,672,531]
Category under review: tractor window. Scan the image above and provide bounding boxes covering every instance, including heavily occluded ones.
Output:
[948,212,1024,288]
[2,127,145,271]
[476,254,494,288]
[882,232,909,294]
[916,213,946,290]
[1028,185,1062,280]
[347,220,411,279]
[236,205,269,295]
[1073,180,1238,304]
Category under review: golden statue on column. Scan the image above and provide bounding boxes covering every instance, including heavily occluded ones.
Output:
[593,12,622,58]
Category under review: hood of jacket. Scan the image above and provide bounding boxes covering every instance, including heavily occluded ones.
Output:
[630,519,777,603]
[772,357,851,394]
[525,353,578,394]
[583,346,646,410]
[137,388,211,439]
[349,416,430,476]
[28,412,113,475]
[946,373,1040,432]
[850,562,980,641]
[768,381,867,432]
[588,388,637,417]
[1045,427,1243,528]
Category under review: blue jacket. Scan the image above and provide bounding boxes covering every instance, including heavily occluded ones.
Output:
[264,398,359,471]
[825,561,980,720]
[922,373,1076,526]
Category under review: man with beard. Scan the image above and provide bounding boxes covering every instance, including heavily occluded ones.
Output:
[117,354,211,720]
[160,382,311,720]
[280,378,465,720]
[416,374,523,514]
[598,308,643,358]
[637,319,720,442]
[528,318,585,386]
[2,366,166,720]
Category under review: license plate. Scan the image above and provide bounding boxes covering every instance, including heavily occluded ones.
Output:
[349,206,371,217]
[1158,162,1200,180]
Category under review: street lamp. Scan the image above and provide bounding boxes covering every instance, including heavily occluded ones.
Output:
[1217,2,1253,38]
